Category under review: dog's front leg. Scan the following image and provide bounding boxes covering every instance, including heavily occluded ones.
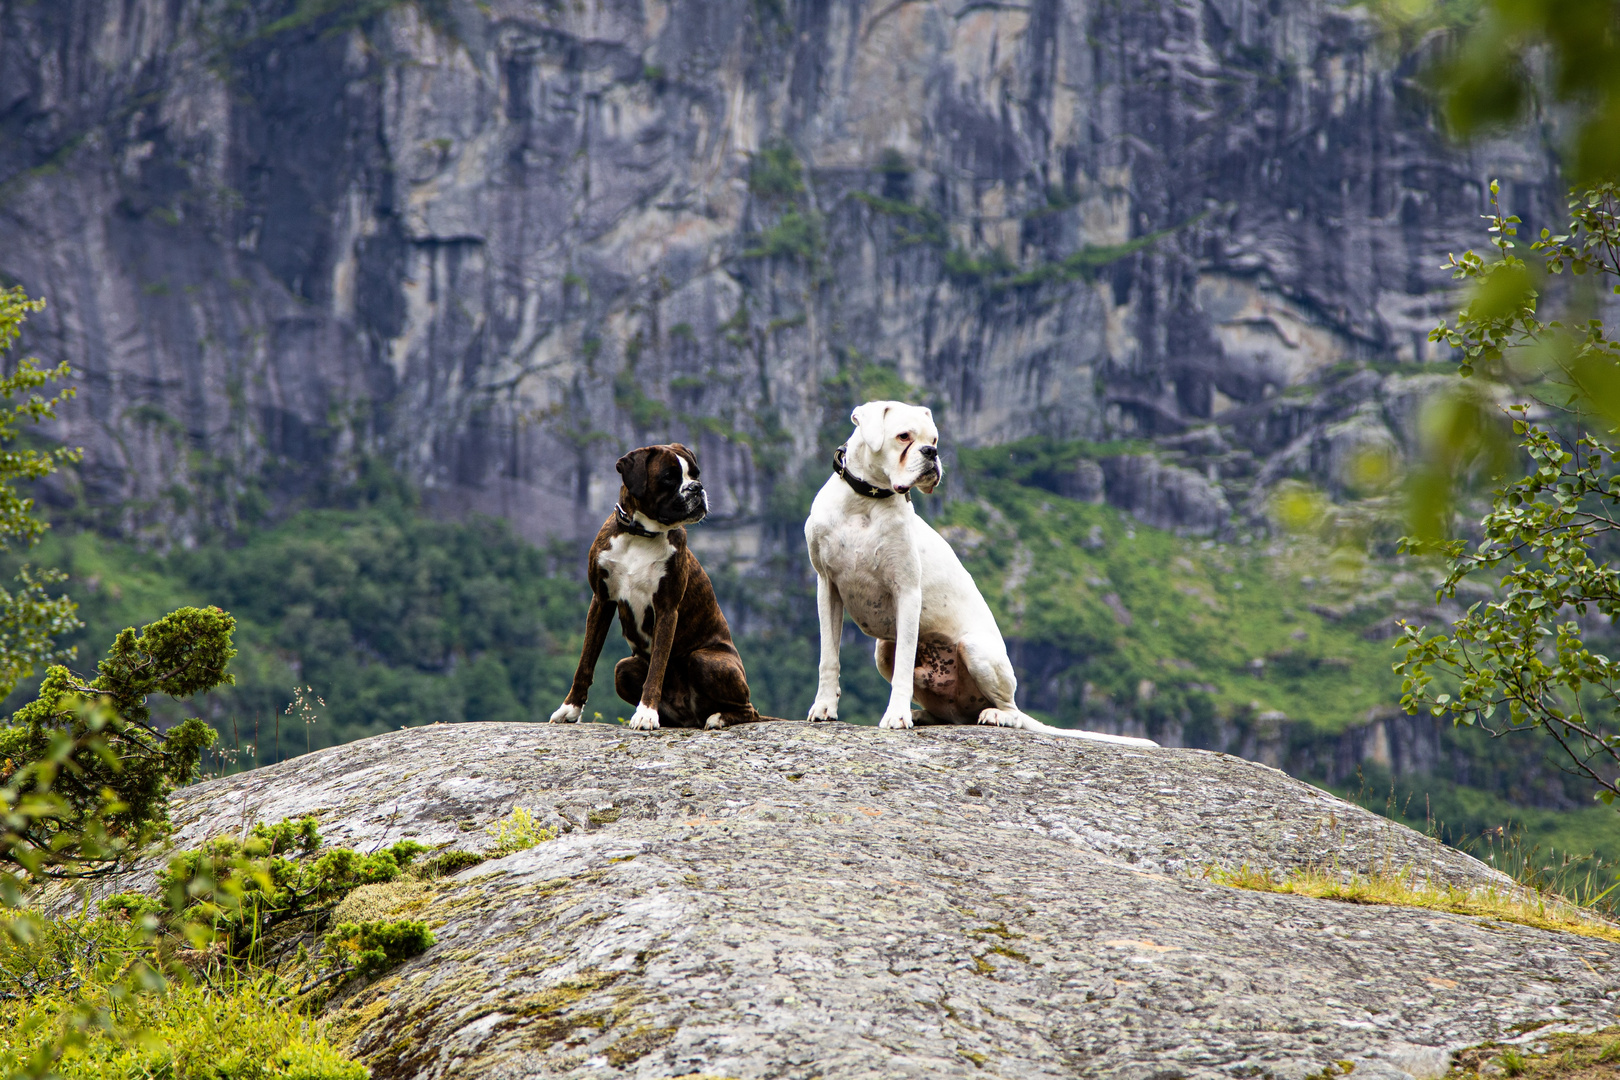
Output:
[550,591,613,723]
[880,584,923,729]
[808,572,844,721]
[629,605,680,730]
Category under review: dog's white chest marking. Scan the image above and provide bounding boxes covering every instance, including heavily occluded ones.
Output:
[817,511,907,639]
[599,532,672,618]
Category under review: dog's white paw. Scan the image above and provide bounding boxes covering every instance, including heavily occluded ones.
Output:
[807,698,839,722]
[628,704,662,730]
[703,712,725,730]
[976,708,1025,729]
[878,707,915,729]
[548,702,583,724]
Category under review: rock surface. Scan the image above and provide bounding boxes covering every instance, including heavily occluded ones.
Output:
[106,721,1620,1080]
[0,0,1565,543]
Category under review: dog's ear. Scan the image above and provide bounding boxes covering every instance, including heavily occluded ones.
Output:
[850,402,891,454]
[615,447,654,501]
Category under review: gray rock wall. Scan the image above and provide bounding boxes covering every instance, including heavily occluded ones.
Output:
[0,0,1563,543]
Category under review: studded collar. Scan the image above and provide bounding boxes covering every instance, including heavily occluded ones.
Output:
[614,503,664,538]
[833,445,905,501]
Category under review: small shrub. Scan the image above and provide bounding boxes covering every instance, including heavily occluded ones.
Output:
[413,848,486,877]
[1497,1048,1529,1077]
[322,918,434,979]
[746,207,821,261]
[250,815,323,858]
[100,891,166,921]
[748,141,803,199]
[486,806,557,856]
[3,607,235,875]
[151,818,429,959]
[308,841,429,903]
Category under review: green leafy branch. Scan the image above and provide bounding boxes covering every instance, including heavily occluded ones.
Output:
[1,607,236,879]
[1397,411,1620,804]
[1399,173,1620,809]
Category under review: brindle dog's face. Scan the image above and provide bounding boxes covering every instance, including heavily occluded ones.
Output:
[615,444,709,526]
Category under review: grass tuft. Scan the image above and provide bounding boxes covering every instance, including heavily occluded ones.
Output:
[1447,1027,1620,1080]
[1207,863,1620,943]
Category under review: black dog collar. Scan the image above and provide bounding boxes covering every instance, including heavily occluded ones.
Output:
[614,503,663,538]
[833,445,905,501]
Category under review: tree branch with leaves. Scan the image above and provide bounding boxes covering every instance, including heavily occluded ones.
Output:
[1399,179,1620,806]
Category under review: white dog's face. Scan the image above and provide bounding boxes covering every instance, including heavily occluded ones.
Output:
[847,400,943,495]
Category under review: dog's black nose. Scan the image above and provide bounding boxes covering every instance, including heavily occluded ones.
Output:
[919,444,938,461]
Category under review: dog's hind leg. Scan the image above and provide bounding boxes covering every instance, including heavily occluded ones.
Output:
[684,646,767,729]
[874,638,894,681]
[881,637,987,725]
[956,633,1029,730]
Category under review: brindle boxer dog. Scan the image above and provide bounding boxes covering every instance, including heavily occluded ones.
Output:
[548,443,777,730]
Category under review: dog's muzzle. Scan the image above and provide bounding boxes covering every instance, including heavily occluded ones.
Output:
[682,487,709,524]
[901,447,943,494]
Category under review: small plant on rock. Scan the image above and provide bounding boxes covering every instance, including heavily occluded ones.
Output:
[111,816,429,968]
[1497,1047,1530,1077]
[486,806,557,856]
[322,918,435,979]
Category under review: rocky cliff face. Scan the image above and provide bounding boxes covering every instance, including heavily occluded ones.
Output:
[88,721,1620,1079]
[0,0,1563,545]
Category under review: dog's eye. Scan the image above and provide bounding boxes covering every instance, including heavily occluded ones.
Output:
[897,432,912,442]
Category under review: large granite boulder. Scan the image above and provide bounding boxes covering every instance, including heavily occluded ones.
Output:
[99,721,1620,1080]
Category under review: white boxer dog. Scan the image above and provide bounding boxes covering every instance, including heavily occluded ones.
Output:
[804,400,1157,746]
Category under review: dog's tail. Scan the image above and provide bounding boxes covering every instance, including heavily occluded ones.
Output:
[1010,713,1159,747]
[723,707,792,725]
